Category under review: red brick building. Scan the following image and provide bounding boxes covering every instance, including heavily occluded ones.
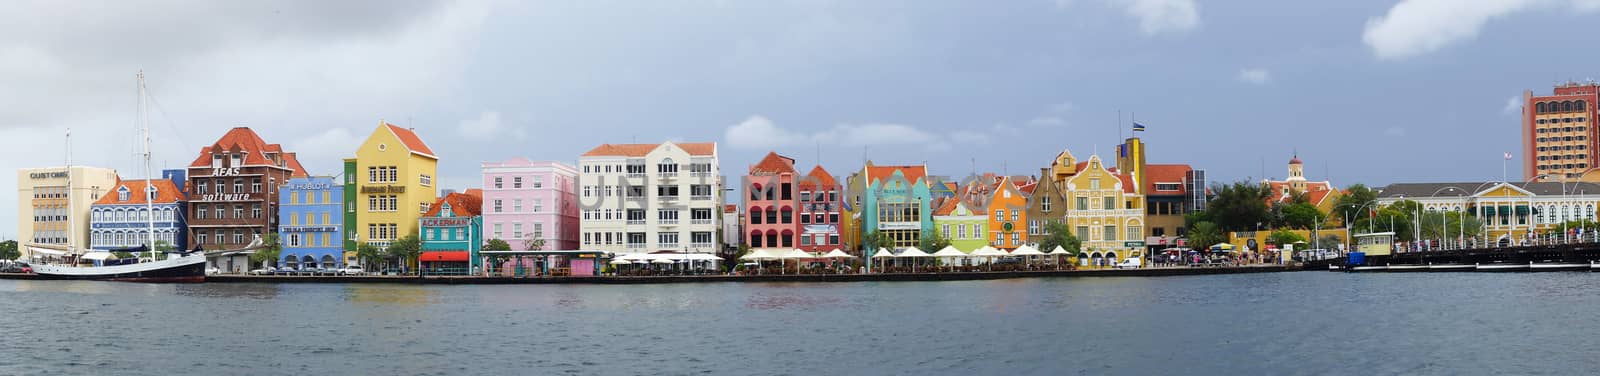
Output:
[744,152,798,249]
[185,127,306,273]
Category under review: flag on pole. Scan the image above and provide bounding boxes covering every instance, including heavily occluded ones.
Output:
[1132,122,1147,132]
[1504,152,1513,160]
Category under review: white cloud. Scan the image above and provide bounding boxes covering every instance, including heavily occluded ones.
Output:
[1384,127,1408,137]
[724,115,1019,152]
[1361,0,1600,60]
[1238,68,1271,85]
[1119,0,1200,35]
[1503,95,1523,115]
[458,111,524,140]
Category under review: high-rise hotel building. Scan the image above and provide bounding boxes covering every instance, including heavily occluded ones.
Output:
[1524,81,1600,181]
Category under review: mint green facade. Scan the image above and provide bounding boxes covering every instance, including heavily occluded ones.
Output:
[934,201,988,252]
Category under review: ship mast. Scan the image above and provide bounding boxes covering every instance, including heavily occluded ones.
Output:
[140,71,157,259]
[65,128,73,257]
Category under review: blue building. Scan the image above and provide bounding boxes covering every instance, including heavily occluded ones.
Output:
[278,176,344,270]
[89,178,188,253]
[419,192,483,275]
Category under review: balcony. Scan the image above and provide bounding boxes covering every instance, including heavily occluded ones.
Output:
[691,172,714,178]
[691,242,714,248]
[659,172,678,179]
[626,244,647,250]
[691,195,713,201]
[658,195,680,202]
[660,242,680,248]
[660,219,679,225]
[626,172,646,178]
[366,241,392,249]
[626,220,646,225]
[691,219,713,225]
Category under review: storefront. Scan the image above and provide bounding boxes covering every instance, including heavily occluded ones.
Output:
[419,251,470,275]
[478,250,611,277]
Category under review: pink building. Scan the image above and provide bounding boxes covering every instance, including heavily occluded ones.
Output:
[745,152,799,249]
[797,165,842,252]
[481,158,580,250]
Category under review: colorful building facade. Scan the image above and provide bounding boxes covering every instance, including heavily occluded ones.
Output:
[90,179,187,252]
[1062,154,1145,266]
[744,152,800,249]
[420,192,483,274]
[798,165,842,252]
[847,162,934,257]
[933,196,987,252]
[481,157,580,251]
[185,127,307,273]
[278,176,343,270]
[1522,81,1600,181]
[1376,181,1600,245]
[347,122,438,252]
[982,175,1031,250]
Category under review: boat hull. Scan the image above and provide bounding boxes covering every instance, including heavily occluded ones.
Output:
[1427,264,1475,272]
[1476,264,1529,272]
[1528,264,1588,272]
[33,254,206,283]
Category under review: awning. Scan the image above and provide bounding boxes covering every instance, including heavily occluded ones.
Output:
[419,251,469,263]
[1499,205,1511,215]
[83,252,116,261]
[1516,205,1530,215]
[28,247,66,256]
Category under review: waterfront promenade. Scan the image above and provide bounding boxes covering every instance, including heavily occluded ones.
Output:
[200,264,1288,284]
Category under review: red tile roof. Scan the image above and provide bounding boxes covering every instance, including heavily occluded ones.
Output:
[385,123,436,158]
[750,152,796,174]
[186,127,306,177]
[799,165,838,188]
[1116,173,1137,194]
[867,165,928,185]
[1019,182,1037,195]
[93,179,185,205]
[581,142,716,157]
[932,196,961,216]
[423,192,482,217]
[463,189,483,199]
[1144,164,1193,195]
[724,204,738,213]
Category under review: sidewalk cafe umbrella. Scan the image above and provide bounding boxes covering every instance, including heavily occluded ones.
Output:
[1048,246,1072,270]
[972,246,1007,271]
[932,246,968,271]
[823,249,856,259]
[1011,245,1045,269]
[1210,243,1236,252]
[780,249,814,274]
[897,247,931,272]
[871,248,895,273]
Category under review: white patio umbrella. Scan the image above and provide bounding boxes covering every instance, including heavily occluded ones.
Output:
[972,246,1006,271]
[1011,245,1045,270]
[823,249,856,258]
[1048,246,1073,270]
[609,259,632,265]
[897,247,931,273]
[779,249,813,274]
[931,246,968,272]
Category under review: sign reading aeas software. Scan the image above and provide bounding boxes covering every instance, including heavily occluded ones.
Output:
[203,193,252,201]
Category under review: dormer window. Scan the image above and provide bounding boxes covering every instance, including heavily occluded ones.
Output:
[440,204,453,217]
[212,154,223,168]
[146,186,157,201]
[230,153,242,167]
[117,186,130,201]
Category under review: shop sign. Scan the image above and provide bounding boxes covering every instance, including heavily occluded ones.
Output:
[803,224,837,233]
[203,193,252,201]
[288,183,332,190]
[420,218,470,227]
[879,222,919,231]
[280,226,337,232]
[361,185,406,194]
[1124,241,1145,248]
[29,171,67,179]
[213,167,242,176]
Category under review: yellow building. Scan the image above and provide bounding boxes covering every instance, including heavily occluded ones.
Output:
[1061,154,1145,266]
[349,122,438,251]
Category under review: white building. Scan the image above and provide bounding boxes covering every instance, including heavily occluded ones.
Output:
[16,166,119,259]
[578,142,722,255]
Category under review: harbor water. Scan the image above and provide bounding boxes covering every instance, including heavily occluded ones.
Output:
[3,272,1600,375]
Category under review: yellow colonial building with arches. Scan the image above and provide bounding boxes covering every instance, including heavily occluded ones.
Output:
[1059,154,1145,267]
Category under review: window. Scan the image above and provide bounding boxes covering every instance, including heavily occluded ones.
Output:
[1076,226,1089,240]
[692,232,713,245]
[196,231,206,245]
[1042,197,1052,212]
[233,204,244,219]
[942,224,951,237]
[1011,232,1019,245]
[1077,197,1088,210]
[1104,226,1116,241]
[1104,197,1116,210]
[513,223,523,239]
[1090,179,1101,190]
[494,223,504,239]
[691,208,713,223]
[233,179,244,194]
[994,210,1003,221]
[691,184,712,197]
[494,177,503,189]
[1011,210,1019,221]
[513,199,522,213]
[657,185,679,197]
[513,177,522,189]
[659,232,679,246]
[532,223,544,239]
[252,204,262,219]
[532,176,544,188]
[289,234,302,247]
[196,180,208,195]
[657,160,678,175]
[420,174,432,186]
[1127,226,1141,241]
[232,230,244,244]
[957,224,967,239]
[251,178,261,193]
[658,209,680,223]
[532,199,544,213]
[117,187,129,201]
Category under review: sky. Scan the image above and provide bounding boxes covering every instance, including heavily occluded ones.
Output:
[3,0,1598,238]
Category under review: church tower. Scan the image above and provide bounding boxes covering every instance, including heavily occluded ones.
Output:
[1287,154,1306,193]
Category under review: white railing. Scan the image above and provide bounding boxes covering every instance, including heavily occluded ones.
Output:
[660,242,679,248]
[659,172,678,178]
[626,172,646,178]
[691,172,714,178]
[691,242,713,248]
[692,195,712,201]
[626,220,645,225]
[660,219,679,225]
[366,241,392,249]
[691,219,713,225]
[627,244,646,249]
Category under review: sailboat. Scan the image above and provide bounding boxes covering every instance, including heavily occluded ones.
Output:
[32,72,214,282]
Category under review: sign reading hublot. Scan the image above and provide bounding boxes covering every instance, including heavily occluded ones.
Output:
[361,185,405,194]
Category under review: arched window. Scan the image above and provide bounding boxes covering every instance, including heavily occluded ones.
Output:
[1589,204,1596,220]
[1578,101,1588,111]
[1538,102,1548,113]
[1564,101,1575,112]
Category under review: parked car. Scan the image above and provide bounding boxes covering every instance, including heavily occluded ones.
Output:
[1116,257,1143,269]
[249,267,275,275]
[337,266,364,276]
[2,262,32,274]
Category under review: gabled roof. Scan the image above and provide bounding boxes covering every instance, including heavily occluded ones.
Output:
[93,179,185,205]
[423,192,482,217]
[866,164,928,186]
[1019,182,1037,195]
[932,196,959,216]
[581,142,717,157]
[750,152,797,175]
[1116,173,1137,194]
[384,123,437,158]
[463,189,483,199]
[799,165,838,188]
[186,127,307,177]
[1267,181,1337,206]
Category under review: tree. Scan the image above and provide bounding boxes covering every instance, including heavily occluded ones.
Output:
[522,238,545,251]
[862,231,894,253]
[1187,221,1225,250]
[153,240,174,253]
[1280,203,1324,230]
[483,238,511,251]
[114,251,136,260]
[1332,184,1378,226]
[1204,181,1272,232]
[920,229,951,250]
[355,243,382,270]
[1035,222,1082,254]
[0,240,18,260]
[387,234,422,274]
[1267,229,1306,248]
[249,233,282,269]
